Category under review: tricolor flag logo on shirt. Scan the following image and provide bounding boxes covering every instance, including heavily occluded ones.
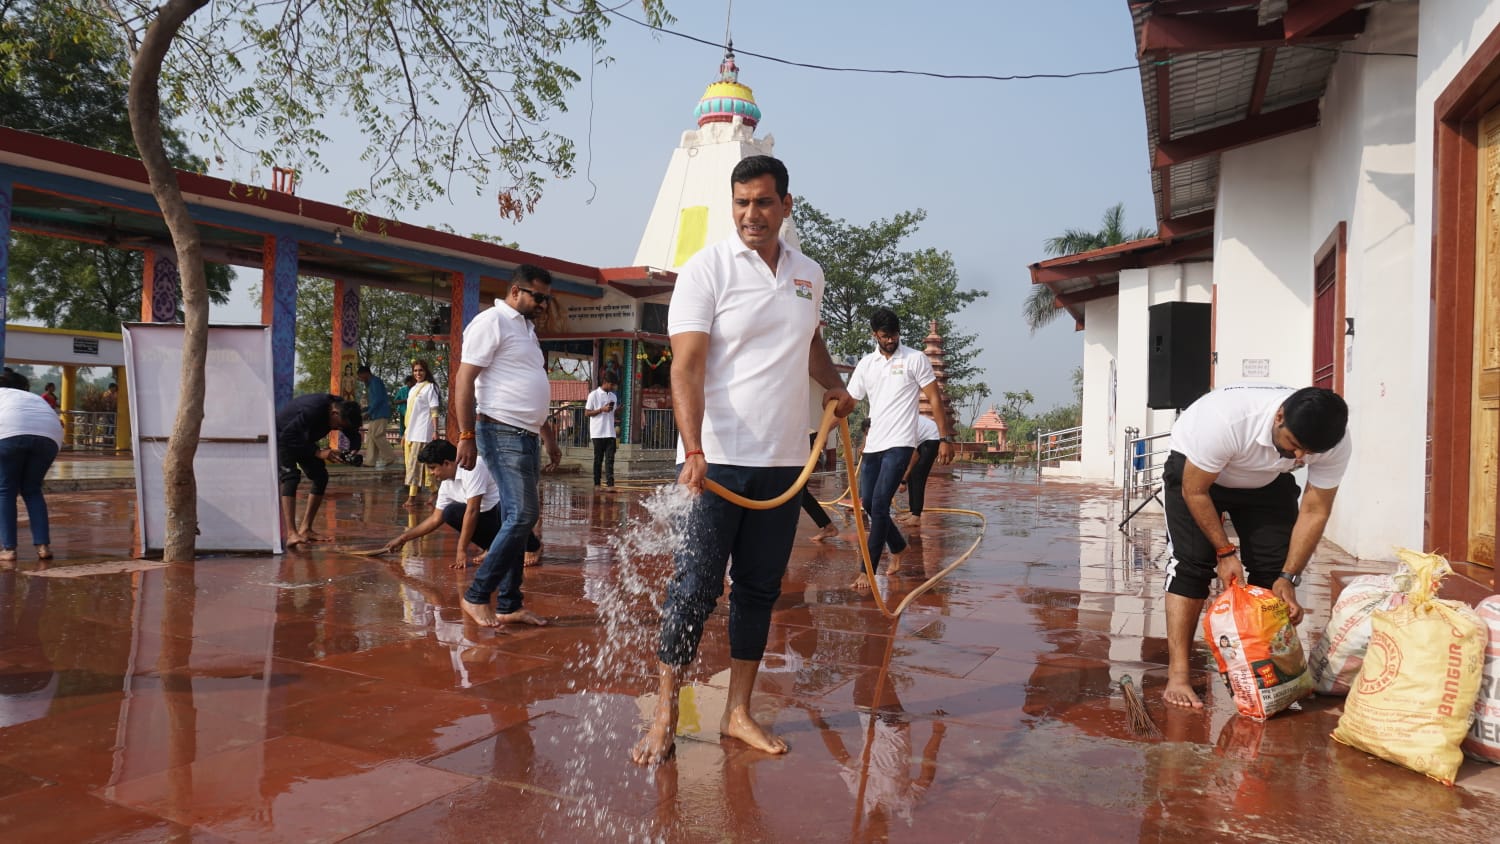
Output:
[793,278,814,300]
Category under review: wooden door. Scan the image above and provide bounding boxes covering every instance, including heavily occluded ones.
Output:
[1472,108,1500,566]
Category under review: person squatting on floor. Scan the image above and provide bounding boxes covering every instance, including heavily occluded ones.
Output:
[898,413,942,528]
[585,373,620,488]
[451,263,562,629]
[632,155,856,766]
[276,393,363,548]
[844,307,954,591]
[1160,383,1350,709]
[377,439,539,569]
[0,371,62,563]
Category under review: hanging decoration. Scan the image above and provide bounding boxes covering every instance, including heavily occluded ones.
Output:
[636,345,672,369]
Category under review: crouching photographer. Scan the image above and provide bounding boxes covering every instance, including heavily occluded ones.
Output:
[277,393,363,548]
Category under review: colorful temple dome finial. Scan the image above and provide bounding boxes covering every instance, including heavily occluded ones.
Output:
[694,40,761,129]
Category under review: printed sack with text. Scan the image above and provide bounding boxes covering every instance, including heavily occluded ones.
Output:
[1310,570,1410,695]
[1204,578,1313,721]
[1333,549,1485,785]
[1462,595,1500,763]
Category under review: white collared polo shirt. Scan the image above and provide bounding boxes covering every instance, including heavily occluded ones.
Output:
[435,458,500,512]
[1169,382,1351,490]
[847,344,936,452]
[668,235,825,466]
[461,299,550,433]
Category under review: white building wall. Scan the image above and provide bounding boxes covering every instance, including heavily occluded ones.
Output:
[1214,131,1315,389]
[1080,296,1119,479]
[1308,2,1421,560]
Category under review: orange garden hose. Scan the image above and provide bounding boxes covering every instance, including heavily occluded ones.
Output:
[705,402,987,619]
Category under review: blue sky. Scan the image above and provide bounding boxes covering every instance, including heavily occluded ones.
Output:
[211,0,1155,412]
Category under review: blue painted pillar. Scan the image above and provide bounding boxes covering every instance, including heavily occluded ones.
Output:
[261,232,298,409]
[444,269,482,441]
[457,268,481,330]
[0,178,11,364]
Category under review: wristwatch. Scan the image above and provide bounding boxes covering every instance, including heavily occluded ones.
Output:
[1278,570,1303,587]
[939,435,954,443]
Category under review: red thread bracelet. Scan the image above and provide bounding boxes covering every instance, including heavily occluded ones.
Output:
[684,449,704,459]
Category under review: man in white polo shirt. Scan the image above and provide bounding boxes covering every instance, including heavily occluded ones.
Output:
[1160,383,1351,709]
[845,307,954,591]
[584,373,620,488]
[452,264,562,629]
[378,438,501,569]
[631,155,855,766]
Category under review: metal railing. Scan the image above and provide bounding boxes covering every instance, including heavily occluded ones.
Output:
[1120,426,1172,531]
[1034,424,1083,474]
[639,407,677,450]
[61,411,117,451]
[551,404,589,448]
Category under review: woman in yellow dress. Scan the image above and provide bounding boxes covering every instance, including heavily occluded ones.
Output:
[401,359,441,506]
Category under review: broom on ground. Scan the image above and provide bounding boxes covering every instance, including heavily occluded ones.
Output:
[1120,674,1162,738]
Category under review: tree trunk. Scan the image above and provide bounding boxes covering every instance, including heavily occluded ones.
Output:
[125,0,211,562]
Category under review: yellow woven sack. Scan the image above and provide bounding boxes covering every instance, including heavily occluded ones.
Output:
[1332,549,1486,785]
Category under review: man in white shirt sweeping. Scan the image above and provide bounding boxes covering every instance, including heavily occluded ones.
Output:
[379,439,502,569]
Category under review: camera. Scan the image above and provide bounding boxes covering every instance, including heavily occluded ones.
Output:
[334,450,364,466]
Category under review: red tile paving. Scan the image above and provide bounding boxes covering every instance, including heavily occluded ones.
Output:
[3,467,1500,842]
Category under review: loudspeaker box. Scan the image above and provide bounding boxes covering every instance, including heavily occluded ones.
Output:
[1146,301,1212,410]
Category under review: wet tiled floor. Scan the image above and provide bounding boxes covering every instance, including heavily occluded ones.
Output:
[3,466,1499,842]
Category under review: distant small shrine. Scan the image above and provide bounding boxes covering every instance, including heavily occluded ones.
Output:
[971,407,1009,453]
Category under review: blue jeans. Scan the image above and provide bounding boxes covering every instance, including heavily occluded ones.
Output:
[464,421,539,613]
[858,447,913,571]
[0,435,59,549]
[658,464,802,665]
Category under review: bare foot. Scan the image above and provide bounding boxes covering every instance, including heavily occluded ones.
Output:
[631,719,677,766]
[495,608,548,626]
[720,705,788,755]
[811,525,839,543]
[1163,676,1204,710]
[887,552,905,576]
[850,574,871,592]
[0,548,17,563]
[35,545,52,560]
[461,599,501,628]
[285,532,309,548]
[523,549,541,567]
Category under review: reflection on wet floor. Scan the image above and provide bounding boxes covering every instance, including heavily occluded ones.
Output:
[2,466,1499,841]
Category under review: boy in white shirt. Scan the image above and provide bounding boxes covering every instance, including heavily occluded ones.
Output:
[378,439,537,569]
[584,374,620,487]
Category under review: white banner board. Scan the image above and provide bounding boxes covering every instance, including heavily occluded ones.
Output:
[124,324,282,554]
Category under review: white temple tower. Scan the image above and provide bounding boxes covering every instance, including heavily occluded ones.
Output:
[632,45,796,269]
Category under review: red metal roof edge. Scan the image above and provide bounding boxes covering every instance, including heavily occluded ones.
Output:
[0,126,605,284]
[1030,235,1165,271]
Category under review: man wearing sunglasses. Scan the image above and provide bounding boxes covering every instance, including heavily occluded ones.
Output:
[452,263,562,629]
[1159,383,1350,710]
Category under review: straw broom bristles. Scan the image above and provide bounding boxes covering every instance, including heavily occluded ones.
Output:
[1120,674,1162,738]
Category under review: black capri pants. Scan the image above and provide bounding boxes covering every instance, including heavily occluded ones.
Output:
[658,463,802,666]
[1162,450,1300,600]
[279,448,329,497]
